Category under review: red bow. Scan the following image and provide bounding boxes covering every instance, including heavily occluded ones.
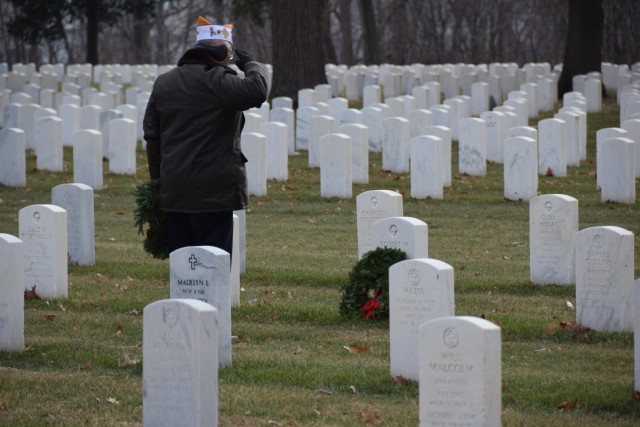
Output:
[361,287,382,319]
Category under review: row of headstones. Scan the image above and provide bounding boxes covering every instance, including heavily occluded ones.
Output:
[0,188,633,425]
[355,189,637,333]
[0,206,247,347]
[323,61,612,111]
[141,299,500,425]
[242,85,636,204]
[0,123,136,190]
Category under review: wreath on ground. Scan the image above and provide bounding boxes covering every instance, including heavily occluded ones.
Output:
[132,179,169,260]
[339,247,407,321]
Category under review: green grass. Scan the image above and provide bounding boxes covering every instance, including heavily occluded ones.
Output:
[0,99,639,426]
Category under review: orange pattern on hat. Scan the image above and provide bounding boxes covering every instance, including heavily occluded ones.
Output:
[197,16,212,26]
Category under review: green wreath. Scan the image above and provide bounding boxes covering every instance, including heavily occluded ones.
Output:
[132,179,170,260]
[339,247,407,320]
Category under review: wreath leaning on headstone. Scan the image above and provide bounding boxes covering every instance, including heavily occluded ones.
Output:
[132,179,170,260]
[339,247,407,321]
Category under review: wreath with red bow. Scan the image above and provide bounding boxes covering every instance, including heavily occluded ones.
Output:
[339,247,407,321]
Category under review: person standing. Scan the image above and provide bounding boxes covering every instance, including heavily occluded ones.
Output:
[143,16,268,258]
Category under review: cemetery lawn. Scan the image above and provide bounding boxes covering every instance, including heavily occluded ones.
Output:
[0,99,639,426]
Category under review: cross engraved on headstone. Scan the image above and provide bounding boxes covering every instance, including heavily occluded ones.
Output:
[189,254,198,270]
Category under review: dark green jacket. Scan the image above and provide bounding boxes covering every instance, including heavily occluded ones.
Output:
[143,48,268,213]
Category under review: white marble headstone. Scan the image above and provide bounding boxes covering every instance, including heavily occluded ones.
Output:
[52,183,95,266]
[529,194,578,285]
[599,138,636,204]
[390,258,454,381]
[0,233,25,351]
[410,135,443,199]
[538,118,567,177]
[458,117,486,176]
[503,136,538,201]
[19,204,68,299]
[339,123,369,184]
[382,117,410,173]
[295,106,319,151]
[419,316,501,427]
[575,226,634,332]
[73,129,103,190]
[356,190,403,259]
[319,133,352,198]
[373,216,428,259]
[170,246,232,367]
[143,299,218,426]
[270,107,295,155]
[260,122,288,181]
[242,132,267,197]
[0,128,27,187]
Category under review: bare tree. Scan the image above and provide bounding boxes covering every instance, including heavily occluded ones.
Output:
[270,0,329,102]
[558,0,603,97]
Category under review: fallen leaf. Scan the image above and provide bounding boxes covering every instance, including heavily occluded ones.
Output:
[106,397,119,405]
[24,286,40,300]
[632,391,640,401]
[129,309,140,316]
[44,314,56,322]
[394,376,409,385]
[118,354,140,368]
[343,344,369,353]
[546,167,554,177]
[80,360,93,371]
[356,410,380,423]
[349,385,357,393]
[544,322,557,336]
[566,301,574,309]
[557,398,577,411]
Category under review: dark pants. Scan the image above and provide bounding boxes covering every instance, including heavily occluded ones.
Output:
[165,211,234,262]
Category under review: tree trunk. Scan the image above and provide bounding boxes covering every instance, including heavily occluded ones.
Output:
[358,0,379,65]
[339,0,354,65]
[86,0,99,64]
[557,0,603,98]
[270,0,328,103]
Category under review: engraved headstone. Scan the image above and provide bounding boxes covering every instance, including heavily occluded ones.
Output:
[356,190,403,259]
[108,118,136,174]
[503,136,538,201]
[35,116,64,171]
[242,132,267,197]
[410,135,443,199]
[260,122,288,181]
[458,117,486,176]
[170,246,232,367]
[382,117,410,173]
[620,119,640,178]
[362,106,384,152]
[529,194,578,285]
[270,107,295,155]
[373,216,428,259]
[231,214,240,307]
[59,103,80,147]
[0,128,27,187]
[295,106,319,150]
[390,258,454,381]
[52,183,95,266]
[309,115,335,168]
[0,233,25,351]
[480,111,505,163]
[19,204,68,299]
[538,118,567,177]
[421,125,452,187]
[143,299,218,426]
[575,226,634,332]
[319,133,352,198]
[336,123,367,184]
[419,316,501,427]
[73,130,103,190]
[599,137,635,204]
